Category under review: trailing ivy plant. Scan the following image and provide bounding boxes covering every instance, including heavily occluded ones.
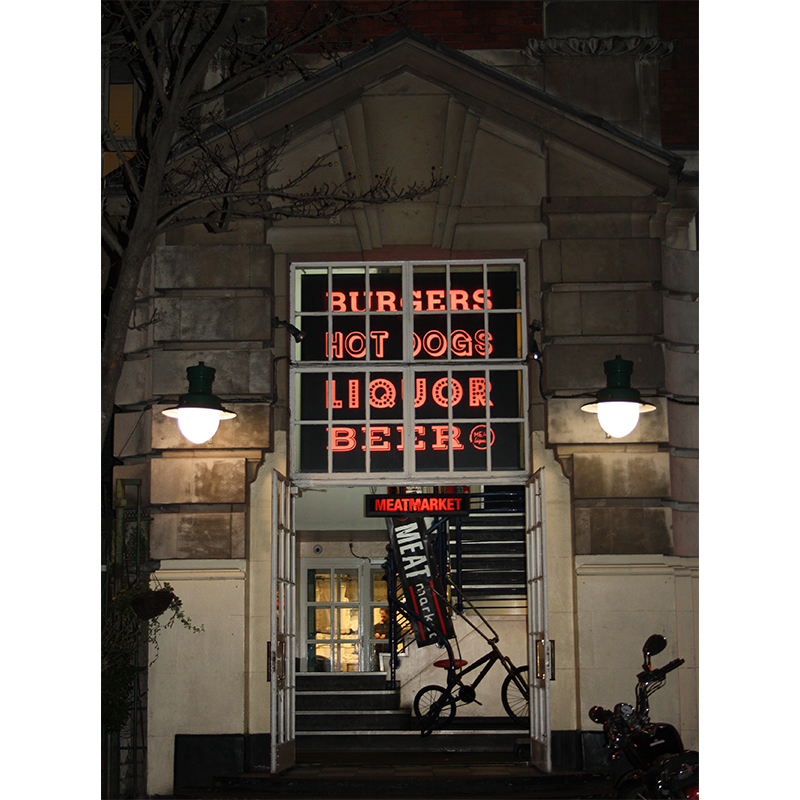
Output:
[102,581,203,732]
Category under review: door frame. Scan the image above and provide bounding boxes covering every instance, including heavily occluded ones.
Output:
[299,557,387,673]
[526,468,552,772]
[280,476,552,766]
[270,471,297,774]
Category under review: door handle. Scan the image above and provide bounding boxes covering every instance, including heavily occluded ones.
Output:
[535,638,545,680]
[535,639,556,681]
[276,637,286,684]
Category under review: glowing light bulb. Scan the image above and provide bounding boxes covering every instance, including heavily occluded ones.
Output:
[580,356,656,438]
[175,407,223,444]
[596,401,641,439]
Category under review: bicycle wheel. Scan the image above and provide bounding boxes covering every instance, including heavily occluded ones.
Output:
[501,665,529,726]
[413,685,456,727]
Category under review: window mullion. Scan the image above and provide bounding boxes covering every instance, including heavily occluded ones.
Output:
[403,261,414,478]
[327,268,334,474]
[483,264,491,473]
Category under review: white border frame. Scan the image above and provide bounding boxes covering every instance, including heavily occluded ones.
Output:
[289,259,529,487]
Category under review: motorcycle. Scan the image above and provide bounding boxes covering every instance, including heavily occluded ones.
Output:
[588,634,698,799]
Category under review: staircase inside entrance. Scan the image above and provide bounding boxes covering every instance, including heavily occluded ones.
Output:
[447,489,526,611]
[296,672,525,764]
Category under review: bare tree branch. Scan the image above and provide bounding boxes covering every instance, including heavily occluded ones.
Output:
[119,0,172,110]
[101,1,435,444]
[156,166,448,233]
[190,1,411,109]
[102,216,125,257]
[102,116,142,202]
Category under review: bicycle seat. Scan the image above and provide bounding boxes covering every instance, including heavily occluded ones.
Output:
[433,659,468,668]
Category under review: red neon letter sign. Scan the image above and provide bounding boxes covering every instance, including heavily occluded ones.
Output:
[330,427,357,451]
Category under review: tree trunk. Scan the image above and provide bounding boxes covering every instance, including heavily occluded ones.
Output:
[101,230,155,446]
[101,109,181,445]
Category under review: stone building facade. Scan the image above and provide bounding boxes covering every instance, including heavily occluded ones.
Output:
[107,3,699,795]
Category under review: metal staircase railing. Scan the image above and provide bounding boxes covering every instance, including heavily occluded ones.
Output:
[437,490,526,611]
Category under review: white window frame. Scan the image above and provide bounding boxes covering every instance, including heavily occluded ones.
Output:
[289,260,529,487]
[299,557,387,673]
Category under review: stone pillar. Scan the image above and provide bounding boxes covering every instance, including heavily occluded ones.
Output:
[540,198,673,555]
[112,241,278,798]
[113,243,276,559]
[661,245,699,556]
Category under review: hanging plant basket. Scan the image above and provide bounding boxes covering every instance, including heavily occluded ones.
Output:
[130,589,176,620]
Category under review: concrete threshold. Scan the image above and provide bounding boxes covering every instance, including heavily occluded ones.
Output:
[169,762,615,799]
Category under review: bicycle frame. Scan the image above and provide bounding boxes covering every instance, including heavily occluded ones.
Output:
[445,639,519,699]
[398,574,529,734]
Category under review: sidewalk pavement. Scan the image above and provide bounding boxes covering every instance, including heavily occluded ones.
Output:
[166,758,615,799]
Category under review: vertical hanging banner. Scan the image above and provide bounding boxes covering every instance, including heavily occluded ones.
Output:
[386,515,455,647]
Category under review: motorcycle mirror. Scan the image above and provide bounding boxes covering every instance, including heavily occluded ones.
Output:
[643,634,667,659]
[589,705,611,724]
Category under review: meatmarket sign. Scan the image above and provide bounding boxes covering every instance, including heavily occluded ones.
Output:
[365,493,470,517]
[387,516,455,647]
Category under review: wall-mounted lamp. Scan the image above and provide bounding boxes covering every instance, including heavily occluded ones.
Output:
[273,316,305,342]
[581,355,656,438]
[162,362,237,444]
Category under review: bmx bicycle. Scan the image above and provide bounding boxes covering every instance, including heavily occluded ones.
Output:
[412,586,529,733]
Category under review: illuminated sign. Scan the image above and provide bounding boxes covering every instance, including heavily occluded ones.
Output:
[326,287,492,312]
[296,269,521,363]
[293,264,525,475]
[365,493,470,517]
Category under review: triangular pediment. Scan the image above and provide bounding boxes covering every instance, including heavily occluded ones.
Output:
[218,29,682,252]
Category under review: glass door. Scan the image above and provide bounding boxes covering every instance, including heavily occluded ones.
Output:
[302,560,390,672]
[368,565,391,672]
[306,566,360,671]
[526,469,551,772]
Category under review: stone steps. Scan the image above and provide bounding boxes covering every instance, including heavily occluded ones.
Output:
[295,672,526,759]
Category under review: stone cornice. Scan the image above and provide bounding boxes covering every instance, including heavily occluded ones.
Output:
[524,36,675,64]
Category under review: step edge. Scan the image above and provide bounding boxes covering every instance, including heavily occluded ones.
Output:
[296,690,398,696]
[297,709,409,716]
[296,730,525,736]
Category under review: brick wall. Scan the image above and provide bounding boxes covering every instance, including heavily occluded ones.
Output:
[267,0,543,50]
[658,0,699,148]
[406,1,543,48]
[269,1,695,147]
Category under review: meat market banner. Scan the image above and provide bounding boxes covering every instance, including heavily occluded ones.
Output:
[386,516,455,647]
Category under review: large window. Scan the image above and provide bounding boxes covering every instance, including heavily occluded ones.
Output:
[290,260,527,483]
